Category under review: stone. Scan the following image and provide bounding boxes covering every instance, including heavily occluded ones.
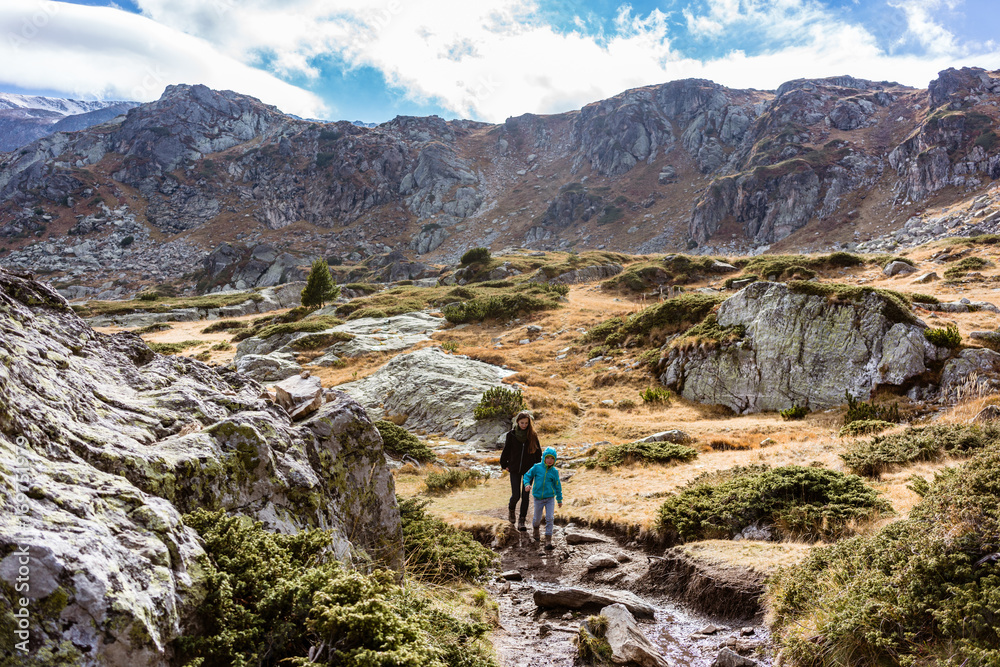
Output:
[312,352,344,367]
[912,272,939,284]
[273,373,325,419]
[973,405,1000,423]
[637,430,693,444]
[660,282,935,413]
[235,352,302,382]
[533,586,654,619]
[501,570,523,581]
[740,627,756,636]
[884,261,918,277]
[336,347,515,445]
[696,624,724,635]
[0,267,402,665]
[941,348,1000,398]
[970,331,1000,348]
[564,527,609,545]
[600,603,671,667]
[712,647,758,667]
[586,554,620,571]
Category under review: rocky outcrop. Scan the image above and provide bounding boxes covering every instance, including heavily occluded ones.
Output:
[0,267,402,664]
[659,282,945,413]
[335,347,515,445]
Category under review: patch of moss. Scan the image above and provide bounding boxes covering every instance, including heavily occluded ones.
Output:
[148,340,204,355]
[671,313,746,350]
[586,440,697,469]
[785,281,916,324]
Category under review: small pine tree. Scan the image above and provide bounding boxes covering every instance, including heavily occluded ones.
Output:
[300,259,340,308]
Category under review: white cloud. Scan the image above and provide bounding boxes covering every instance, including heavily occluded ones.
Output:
[5,0,1000,124]
[0,0,325,116]
[888,0,960,56]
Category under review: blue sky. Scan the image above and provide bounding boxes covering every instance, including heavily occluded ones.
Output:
[2,0,998,123]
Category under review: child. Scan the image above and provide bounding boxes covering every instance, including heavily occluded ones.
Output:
[522,446,563,550]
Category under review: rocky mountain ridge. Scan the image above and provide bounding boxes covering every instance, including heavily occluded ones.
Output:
[0,93,138,152]
[0,68,997,293]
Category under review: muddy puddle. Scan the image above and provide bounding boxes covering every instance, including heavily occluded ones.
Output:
[487,524,774,667]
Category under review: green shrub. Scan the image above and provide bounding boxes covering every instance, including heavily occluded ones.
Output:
[838,419,895,438]
[460,247,491,265]
[473,386,527,420]
[585,316,625,343]
[171,509,497,667]
[375,420,435,462]
[768,445,1000,666]
[841,423,1000,477]
[137,290,159,301]
[244,316,347,341]
[640,386,672,404]
[424,469,485,494]
[586,441,697,469]
[343,282,380,294]
[671,313,746,349]
[210,342,232,352]
[843,391,900,426]
[924,323,962,348]
[943,255,992,280]
[657,465,891,542]
[120,235,134,248]
[135,322,172,334]
[201,319,247,334]
[441,340,459,353]
[443,293,552,323]
[397,497,497,582]
[909,292,940,304]
[148,340,204,355]
[616,398,637,410]
[780,405,810,420]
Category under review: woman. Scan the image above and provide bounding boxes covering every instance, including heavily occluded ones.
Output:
[499,411,542,531]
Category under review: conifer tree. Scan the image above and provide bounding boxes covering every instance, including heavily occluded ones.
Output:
[300,259,340,308]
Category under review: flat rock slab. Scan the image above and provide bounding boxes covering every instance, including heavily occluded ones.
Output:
[601,603,670,667]
[324,311,447,358]
[235,353,302,382]
[336,347,515,445]
[533,586,655,619]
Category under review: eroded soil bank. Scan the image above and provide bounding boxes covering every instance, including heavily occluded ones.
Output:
[488,523,775,667]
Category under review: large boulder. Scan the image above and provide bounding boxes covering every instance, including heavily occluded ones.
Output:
[600,603,670,667]
[0,267,402,665]
[659,282,942,413]
[335,347,515,445]
[533,586,655,619]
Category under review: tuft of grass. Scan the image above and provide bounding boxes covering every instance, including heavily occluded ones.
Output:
[586,441,697,469]
[148,340,204,355]
[768,444,1000,666]
[640,386,672,404]
[441,340,459,353]
[238,316,347,342]
[780,405,810,421]
[786,281,916,325]
[657,465,891,542]
[135,322,173,334]
[924,323,962,348]
[841,423,1000,478]
[844,391,900,426]
[201,319,247,334]
[587,293,726,351]
[443,293,556,323]
[943,256,992,280]
[424,469,486,494]
[838,419,895,438]
[671,313,746,350]
[375,420,435,462]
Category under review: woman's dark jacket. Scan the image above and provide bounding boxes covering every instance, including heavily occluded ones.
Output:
[499,430,541,477]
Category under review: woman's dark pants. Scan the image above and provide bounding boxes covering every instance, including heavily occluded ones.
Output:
[508,470,529,520]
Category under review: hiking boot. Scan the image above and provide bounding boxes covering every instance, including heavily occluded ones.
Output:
[517,518,527,532]
[544,534,554,551]
[532,526,540,542]
[508,508,516,525]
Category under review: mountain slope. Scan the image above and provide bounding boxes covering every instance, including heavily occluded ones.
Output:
[0,93,138,151]
[0,69,997,291]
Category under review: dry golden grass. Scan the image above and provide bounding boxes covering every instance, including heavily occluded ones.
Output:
[679,540,815,575]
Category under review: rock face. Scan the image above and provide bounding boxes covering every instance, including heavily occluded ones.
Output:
[659,282,943,413]
[335,347,515,445]
[0,267,402,665]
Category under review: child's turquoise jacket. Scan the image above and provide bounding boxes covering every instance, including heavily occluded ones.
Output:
[522,447,562,503]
